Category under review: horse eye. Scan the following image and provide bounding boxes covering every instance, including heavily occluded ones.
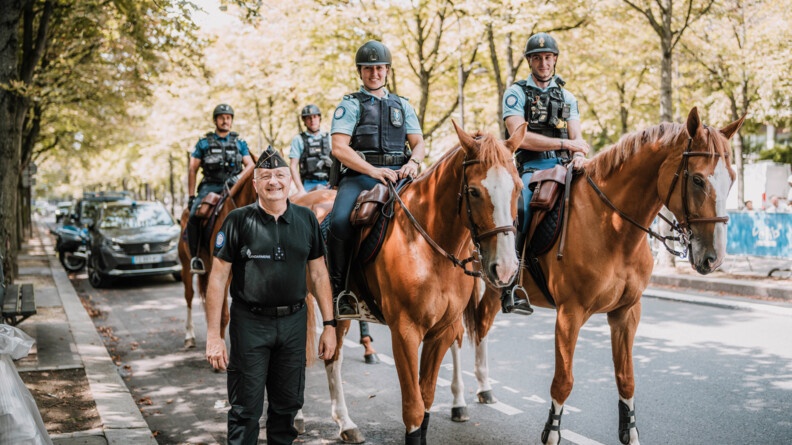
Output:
[468,188,481,198]
[692,175,706,188]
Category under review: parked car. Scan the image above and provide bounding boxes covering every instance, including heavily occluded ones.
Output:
[85,201,181,288]
[54,201,72,223]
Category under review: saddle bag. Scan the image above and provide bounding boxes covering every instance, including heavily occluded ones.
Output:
[196,192,222,219]
[350,184,390,228]
[529,165,568,210]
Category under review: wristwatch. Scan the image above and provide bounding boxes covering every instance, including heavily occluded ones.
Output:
[323,319,337,327]
[409,158,421,166]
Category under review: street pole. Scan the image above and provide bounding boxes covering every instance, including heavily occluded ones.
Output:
[169,152,175,215]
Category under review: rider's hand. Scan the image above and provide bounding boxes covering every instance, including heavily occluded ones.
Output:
[397,159,420,180]
[571,154,588,171]
[368,166,399,185]
[188,195,196,210]
[564,139,590,156]
[206,336,228,371]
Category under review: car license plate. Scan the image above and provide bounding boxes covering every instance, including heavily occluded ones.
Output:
[132,254,162,264]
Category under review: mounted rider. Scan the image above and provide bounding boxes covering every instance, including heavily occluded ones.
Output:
[500,32,589,314]
[328,40,426,319]
[186,103,254,275]
[289,104,332,196]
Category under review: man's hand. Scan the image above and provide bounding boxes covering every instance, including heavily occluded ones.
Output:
[318,326,337,360]
[226,174,240,188]
[368,166,399,185]
[571,154,588,171]
[188,195,196,210]
[565,139,590,156]
[396,159,420,180]
[206,336,228,371]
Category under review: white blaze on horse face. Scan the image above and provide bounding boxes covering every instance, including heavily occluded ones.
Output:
[708,158,732,258]
[481,165,519,284]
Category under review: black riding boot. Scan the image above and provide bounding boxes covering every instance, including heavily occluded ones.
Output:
[501,231,532,315]
[186,216,205,275]
[327,232,360,319]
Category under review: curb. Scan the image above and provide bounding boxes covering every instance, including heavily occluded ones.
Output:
[39,226,157,445]
[649,273,792,301]
[644,287,792,315]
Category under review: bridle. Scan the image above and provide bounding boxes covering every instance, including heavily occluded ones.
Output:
[388,153,516,277]
[586,125,728,257]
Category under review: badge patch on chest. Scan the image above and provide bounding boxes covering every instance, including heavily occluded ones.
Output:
[390,107,404,128]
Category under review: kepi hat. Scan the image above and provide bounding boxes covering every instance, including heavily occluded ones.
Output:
[255,146,288,169]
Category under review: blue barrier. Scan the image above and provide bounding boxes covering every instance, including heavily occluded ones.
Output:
[727,211,792,259]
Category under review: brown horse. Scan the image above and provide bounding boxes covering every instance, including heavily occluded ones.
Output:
[460,108,744,445]
[294,121,524,444]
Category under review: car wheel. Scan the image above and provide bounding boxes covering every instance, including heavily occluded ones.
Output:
[172,272,182,282]
[87,255,110,288]
[59,250,86,272]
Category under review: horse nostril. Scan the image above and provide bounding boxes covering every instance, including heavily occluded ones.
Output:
[490,263,499,279]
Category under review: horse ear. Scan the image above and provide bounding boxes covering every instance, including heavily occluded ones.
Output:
[504,122,527,154]
[452,119,478,154]
[686,107,701,138]
[720,114,746,140]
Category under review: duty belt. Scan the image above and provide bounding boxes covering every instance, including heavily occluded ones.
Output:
[358,152,407,167]
[234,299,305,317]
[515,149,569,165]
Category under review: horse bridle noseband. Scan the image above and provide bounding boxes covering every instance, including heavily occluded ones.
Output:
[387,155,516,277]
[586,125,728,257]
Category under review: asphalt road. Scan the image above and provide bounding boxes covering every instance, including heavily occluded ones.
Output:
[68,272,792,445]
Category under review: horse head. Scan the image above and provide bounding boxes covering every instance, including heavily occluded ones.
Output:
[451,120,524,287]
[661,107,745,274]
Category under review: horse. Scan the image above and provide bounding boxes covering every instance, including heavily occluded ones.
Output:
[458,108,743,445]
[294,121,524,444]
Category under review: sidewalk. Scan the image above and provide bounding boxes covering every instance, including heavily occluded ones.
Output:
[11,221,156,445]
[9,220,791,445]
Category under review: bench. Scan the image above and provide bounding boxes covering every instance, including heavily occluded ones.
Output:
[1,282,36,326]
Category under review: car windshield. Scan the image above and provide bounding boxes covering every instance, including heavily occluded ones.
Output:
[99,204,174,229]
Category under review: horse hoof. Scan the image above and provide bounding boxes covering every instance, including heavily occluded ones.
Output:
[294,418,305,435]
[340,428,365,444]
[477,390,496,404]
[364,353,380,364]
[451,406,469,422]
[184,338,196,349]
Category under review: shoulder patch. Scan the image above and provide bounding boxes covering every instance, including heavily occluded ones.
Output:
[334,107,346,120]
[505,94,519,108]
[343,94,355,100]
[215,231,225,248]
[399,95,410,101]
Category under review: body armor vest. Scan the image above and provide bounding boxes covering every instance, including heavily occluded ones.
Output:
[299,132,332,181]
[201,132,243,184]
[349,92,408,159]
[516,79,570,140]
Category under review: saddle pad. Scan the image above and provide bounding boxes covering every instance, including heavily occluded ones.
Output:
[319,200,391,266]
[529,195,564,255]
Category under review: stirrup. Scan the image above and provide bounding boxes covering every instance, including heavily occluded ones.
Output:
[501,285,533,315]
[335,290,361,320]
[190,257,206,275]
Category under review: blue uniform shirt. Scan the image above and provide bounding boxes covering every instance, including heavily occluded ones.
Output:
[191,133,251,159]
[288,131,330,159]
[331,87,422,136]
[502,76,580,121]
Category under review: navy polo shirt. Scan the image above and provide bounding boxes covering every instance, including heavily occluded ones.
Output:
[213,201,323,307]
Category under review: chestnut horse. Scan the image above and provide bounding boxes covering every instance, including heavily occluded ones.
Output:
[457,108,744,445]
[295,122,524,444]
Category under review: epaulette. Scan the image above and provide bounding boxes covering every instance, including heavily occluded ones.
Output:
[204,132,214,139]
[554,76,566,87]
[229,131,239,137]
[343,94,356,100]
[399,95,410,101]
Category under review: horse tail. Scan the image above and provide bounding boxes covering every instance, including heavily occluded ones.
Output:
[305,292,318,368]
[463,278,481,345]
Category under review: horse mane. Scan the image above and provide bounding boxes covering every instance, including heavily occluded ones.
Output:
[586,122,728,181]
[421,131,519,189]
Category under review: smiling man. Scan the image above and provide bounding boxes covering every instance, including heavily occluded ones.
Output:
[204,147,337,445]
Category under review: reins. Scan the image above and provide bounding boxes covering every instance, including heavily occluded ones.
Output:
[585,125,728,258]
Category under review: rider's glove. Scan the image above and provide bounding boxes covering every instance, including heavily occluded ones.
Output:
[227,174,241,188]
[188,195,195,210]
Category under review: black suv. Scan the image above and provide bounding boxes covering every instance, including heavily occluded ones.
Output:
[86,200,181,288]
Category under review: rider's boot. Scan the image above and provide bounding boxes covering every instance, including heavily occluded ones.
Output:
[501,231,532,315]
[327,232,360,319]
[187,216,205,275]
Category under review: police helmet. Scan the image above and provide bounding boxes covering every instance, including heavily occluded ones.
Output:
[301,104,321,118]
[524,33,559,57]
[212,103,234,119]
[355,41,392,66]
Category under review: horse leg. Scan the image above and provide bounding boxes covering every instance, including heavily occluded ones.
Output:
[608,303,642,445]
[543,307,585,445]
[449,340,469,422]
[390,328,424,445]
[473,281,497,404]
[418,325,461,444]
[324,322,364,444]
[183,271,196,349]
[474,336,496,404]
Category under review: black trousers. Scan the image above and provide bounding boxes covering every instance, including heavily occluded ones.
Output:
[226,303,307,445]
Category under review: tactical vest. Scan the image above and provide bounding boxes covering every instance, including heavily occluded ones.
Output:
[200,132,243,184]
[349,92,408,162]
[299,132,332,181]
[516,78,570,140]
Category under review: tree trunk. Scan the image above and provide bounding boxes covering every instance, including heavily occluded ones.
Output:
[656,0,677,268]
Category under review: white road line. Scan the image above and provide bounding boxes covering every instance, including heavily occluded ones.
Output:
[343,341,361,349]
[436,377,451,387]
[501,386,520,393]
[377,353,395,365]
[522,395,546,404]
[565,405,581,413]
[486,401,523,416]
[462,370,499,384]
[560,429,606,445]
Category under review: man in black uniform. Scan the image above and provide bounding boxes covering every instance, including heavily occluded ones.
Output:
[204,147,337,445]
[187,103,254,274]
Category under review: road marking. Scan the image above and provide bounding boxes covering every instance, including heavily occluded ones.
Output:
[565,405,581,413]
[501,386,520,393]
[560,429,605,445]
[377,353,395,365]
[522,395,546,404]
[343,341,361,349]
[436,377,451,387]
[486,401,522,415]
[462,370,499,384]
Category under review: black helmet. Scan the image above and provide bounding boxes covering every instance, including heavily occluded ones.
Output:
[301,104,321,118]
[212,103,234,119]
[524,33,559,57]
[355,40,392,66]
